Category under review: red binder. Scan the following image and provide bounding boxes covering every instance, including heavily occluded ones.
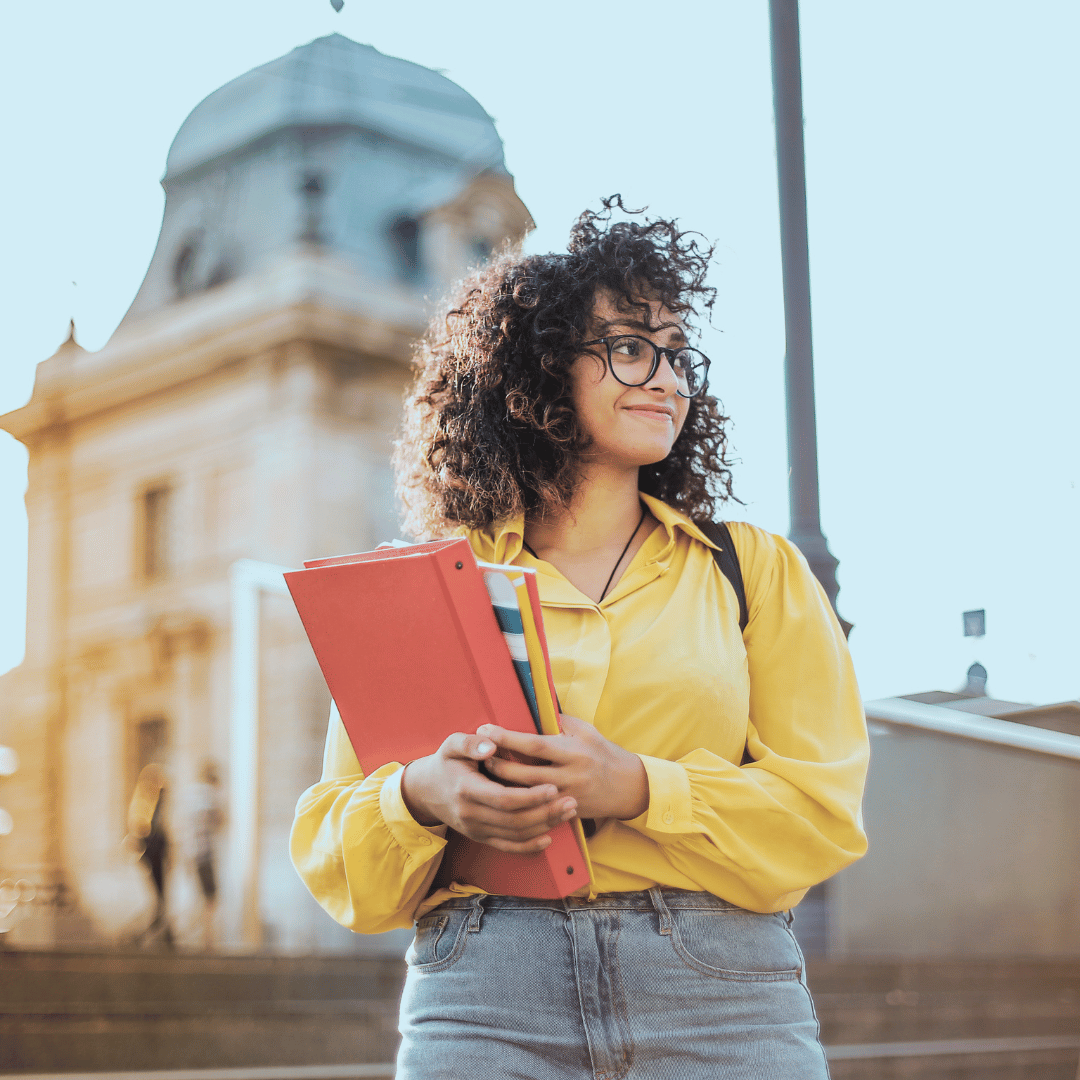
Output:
[284,538,590,899]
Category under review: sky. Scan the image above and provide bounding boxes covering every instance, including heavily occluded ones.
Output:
[1,0,1077,705]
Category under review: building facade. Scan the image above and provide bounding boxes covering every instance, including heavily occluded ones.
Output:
[0,34,531,952]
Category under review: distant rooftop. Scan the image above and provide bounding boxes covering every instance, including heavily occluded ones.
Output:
[110,33,524,334]
[165,34,505,182]
[901,690,1080,738]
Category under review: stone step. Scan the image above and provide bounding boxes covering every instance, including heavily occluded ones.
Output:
[0,951,405,1007]
[7,1070,395,1080]
[0,1005,400,1075]
[806,957,1080,994]
[806,957,1080,1048]
[814,986,1080,1045]
[2,1001,389,1017]
[825,1035,1080,1080]
[0,951,398,1073]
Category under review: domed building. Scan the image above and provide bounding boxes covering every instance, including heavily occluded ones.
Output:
[0,34,531,952]
[123,33,524,325]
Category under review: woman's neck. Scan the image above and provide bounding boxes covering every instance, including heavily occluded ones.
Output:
[523,465,654,602]
[527,464,642,552]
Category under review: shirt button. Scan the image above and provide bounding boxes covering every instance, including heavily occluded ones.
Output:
[662,811,674,825]
[419,834,431,845]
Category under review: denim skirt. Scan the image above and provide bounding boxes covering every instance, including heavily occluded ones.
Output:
[397,887,829,1080]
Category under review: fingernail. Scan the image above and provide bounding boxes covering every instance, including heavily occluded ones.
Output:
[561,809,577,822]
[537,836,552,848]
[476,741,494,755]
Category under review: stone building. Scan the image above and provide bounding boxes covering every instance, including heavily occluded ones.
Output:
[0,33,532,952]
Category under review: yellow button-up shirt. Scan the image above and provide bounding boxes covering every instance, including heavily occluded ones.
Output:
[290,495,869,933]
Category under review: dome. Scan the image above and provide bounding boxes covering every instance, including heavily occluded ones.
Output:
[164,34,505,182]
[113,33,529,334]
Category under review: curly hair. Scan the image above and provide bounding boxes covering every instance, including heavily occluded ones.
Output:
[393,196,738,538]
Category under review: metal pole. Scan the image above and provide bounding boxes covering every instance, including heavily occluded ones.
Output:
[769,0,851,636]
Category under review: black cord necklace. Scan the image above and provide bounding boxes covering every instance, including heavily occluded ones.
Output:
[599,505,647,602]
[522,505,648,603]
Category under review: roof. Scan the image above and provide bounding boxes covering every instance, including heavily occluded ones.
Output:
[164,34,505,182]
[901,691,1080,738]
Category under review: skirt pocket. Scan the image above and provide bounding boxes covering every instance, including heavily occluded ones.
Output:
[407,908,471,972]
[668,906,802,981]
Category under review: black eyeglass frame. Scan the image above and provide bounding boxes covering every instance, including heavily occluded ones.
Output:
[580,335,711,398]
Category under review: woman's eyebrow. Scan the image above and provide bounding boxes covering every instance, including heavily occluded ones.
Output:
[598,319,688,342]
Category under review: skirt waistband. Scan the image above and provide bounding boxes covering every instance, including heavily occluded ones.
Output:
[428,886,762,915]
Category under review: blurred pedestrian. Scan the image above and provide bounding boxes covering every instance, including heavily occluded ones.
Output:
[185,760,225,951]
[126,763,173,950]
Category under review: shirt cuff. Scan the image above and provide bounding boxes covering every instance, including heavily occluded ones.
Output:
[622,754,695,837]
[379,766,448,858]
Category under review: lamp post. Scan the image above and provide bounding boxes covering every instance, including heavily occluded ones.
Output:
[769,0,851,636]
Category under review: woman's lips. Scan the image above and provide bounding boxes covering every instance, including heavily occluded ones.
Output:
[624,406,675,422]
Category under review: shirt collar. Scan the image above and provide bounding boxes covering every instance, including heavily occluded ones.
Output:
[637,493,720,553]
[469,493,719,567]
[471,515,526,566]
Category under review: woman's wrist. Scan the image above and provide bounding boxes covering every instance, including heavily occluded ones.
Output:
[613,749,650,820]
[401,758,442,827]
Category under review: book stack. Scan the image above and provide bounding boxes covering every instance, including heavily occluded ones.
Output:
[284,538,591,898]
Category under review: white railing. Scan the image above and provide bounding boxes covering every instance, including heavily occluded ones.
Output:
[863,697,1080,763]
[226,558,295,951]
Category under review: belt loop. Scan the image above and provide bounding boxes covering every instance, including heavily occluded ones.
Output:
[467,893,485,933]
[648,886,672,936]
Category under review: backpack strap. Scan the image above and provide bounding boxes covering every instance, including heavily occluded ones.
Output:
[696,520,754,765]
[696,520,748,633]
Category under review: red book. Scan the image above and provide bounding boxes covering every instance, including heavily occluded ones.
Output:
[284,538,590,899]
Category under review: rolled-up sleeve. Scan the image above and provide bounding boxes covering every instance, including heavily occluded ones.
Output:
[622,525,869,912]
[290,703,448,934]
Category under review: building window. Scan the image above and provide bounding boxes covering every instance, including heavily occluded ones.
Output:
[470,237,492,265]
[174,243,198,299]
[389,215,420,277]
[141,484,172,580]
[206,260,232,288]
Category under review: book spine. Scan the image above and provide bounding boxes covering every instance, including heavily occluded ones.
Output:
[522,574,562,721]
[483,570,542,734]
[430,543,537,738]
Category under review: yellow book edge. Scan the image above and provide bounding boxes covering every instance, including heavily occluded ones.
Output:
[477,562,595,893]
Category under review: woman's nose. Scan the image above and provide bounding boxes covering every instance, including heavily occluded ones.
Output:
[647,352,681,392]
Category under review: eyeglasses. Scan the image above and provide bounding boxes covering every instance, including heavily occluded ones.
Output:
[580,335,711,398]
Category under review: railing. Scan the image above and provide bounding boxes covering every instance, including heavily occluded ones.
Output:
[863,696,1080,763]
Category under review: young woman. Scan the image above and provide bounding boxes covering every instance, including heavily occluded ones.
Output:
[291,198,869,1079]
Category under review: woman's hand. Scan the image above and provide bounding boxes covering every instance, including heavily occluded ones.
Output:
[400,731,578,854]
[477,715,649,822]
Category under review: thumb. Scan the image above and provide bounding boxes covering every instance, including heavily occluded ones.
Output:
[442,731,497,762]
[558,713,589,737]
